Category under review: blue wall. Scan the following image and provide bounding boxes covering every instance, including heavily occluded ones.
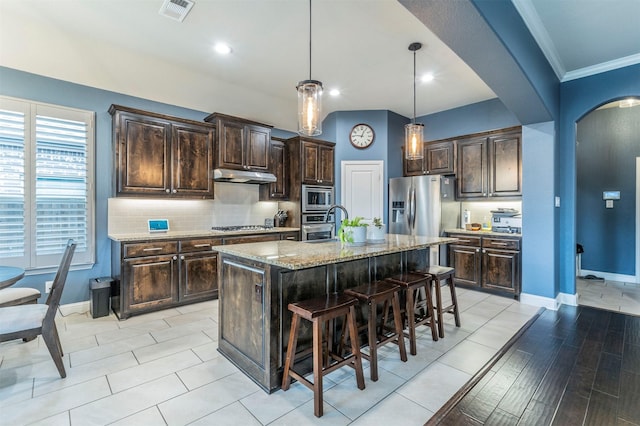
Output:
[558,64,640,294]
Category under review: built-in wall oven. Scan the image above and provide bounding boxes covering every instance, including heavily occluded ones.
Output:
[302,185,334,212]
[301,213,334,240]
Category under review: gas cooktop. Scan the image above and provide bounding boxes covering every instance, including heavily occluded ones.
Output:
[211,225,274,232]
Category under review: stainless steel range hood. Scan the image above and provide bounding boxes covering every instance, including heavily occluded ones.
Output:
[213,168,277,184]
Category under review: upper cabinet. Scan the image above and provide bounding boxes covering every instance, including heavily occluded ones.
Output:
[456,127,522,199]
[204,113,272,172]
[110,105,215,198]
[301,139,335,185]
[404,140,455,176]
[259,138,289,200]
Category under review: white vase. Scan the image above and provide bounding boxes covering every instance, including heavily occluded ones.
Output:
[367,225,385,242]
[342,226,367,246]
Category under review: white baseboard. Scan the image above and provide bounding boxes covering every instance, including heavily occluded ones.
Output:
[557,292,578,306]
[579,269,637,284]
[59,301,90,316]
[519,293,560,310]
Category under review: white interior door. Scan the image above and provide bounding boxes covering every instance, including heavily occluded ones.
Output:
[341,161,383,222]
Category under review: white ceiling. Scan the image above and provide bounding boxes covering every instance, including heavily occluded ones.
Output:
[1,0,638,132]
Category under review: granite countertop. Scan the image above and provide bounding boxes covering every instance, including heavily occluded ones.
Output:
[445,228,522,237]
[213,234,457,270]
[108,227,300,242]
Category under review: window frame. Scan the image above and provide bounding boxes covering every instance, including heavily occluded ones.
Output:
[0,95,95,271]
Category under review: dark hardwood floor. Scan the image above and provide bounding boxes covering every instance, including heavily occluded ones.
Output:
[428,304,640,426]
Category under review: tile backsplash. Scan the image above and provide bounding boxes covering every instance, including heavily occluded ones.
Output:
[108,182,278,234]
[460,200,522,229]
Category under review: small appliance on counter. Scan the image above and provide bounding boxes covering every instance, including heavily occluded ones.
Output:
[491,208,522,234]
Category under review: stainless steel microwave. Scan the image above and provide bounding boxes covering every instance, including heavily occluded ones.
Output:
[301,185,334,212]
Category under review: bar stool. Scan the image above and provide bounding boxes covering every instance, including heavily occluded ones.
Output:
[423,265,461,338]
[385,272,438,355]
[281,293,365,418]
[343,280,407,381]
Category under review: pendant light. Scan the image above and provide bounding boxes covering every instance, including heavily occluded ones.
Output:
[405,42,424,160]
[297,0,323,136]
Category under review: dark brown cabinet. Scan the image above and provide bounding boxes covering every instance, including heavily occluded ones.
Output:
[112,237,221,319]
[178,238,222,303]
[204,113,272,173]
[260,138,288,200]
[110,105,215,198]
[297,139,335,185]
[404,141,455,176]
[456,128,522,199]
[448,233,521,297]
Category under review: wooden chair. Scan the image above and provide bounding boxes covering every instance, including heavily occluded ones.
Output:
[343,280,407,381]
[0,239,76,378]
[423,265,461,338]
[282,293,365,417]
[0,287,41,308]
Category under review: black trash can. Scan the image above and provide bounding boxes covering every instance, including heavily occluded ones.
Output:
[90,277,113,318]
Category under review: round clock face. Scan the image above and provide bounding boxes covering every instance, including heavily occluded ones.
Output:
[349,123,375,149]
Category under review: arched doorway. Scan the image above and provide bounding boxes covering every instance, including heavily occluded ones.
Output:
[575,97,640,315]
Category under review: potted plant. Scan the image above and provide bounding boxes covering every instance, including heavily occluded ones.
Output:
[338,216,368,246]
[367,217,386,242]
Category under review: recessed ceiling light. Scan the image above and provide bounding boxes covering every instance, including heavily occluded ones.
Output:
[421,73,434,83]
[214,43,232,55]
[329,89,340,96]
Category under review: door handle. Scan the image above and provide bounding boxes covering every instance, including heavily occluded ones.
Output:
[254,282,263,302]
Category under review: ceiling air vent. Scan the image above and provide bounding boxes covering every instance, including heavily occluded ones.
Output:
[159,0,194,22]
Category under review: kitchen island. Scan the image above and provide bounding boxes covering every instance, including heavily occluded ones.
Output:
[213,234,456,392]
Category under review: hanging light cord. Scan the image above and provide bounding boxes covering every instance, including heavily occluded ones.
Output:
[412,47,416,125]
[309,0,312,80]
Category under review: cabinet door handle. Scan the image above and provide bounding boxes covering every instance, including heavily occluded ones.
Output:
[254,282,263,302]
[173,256,178,260]
[457,239,471,243]
[194,243,211,248]
[482,249,486,253]
[476,248,480,252]
[483,193,487,196]
[172,189,177,193]
[491,242,509,246]
[165,189,170,193]
[143,247,163,252]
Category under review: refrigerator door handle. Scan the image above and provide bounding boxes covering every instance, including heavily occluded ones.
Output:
[409,187,417,232]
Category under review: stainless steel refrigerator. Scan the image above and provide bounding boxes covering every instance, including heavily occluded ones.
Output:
[389,175,459,265]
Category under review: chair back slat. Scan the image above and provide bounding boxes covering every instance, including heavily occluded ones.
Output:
[44,239,76,323]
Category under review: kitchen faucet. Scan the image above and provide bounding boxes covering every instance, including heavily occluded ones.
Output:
[324,205,349,223]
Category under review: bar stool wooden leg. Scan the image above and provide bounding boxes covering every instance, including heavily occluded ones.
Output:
[282,313,300,391]
[423,281,439,341]
[433,277,445,338]
[405,286,417,356]
[392,291,408,362]
[312,319,323,417]
[347,305,366,390]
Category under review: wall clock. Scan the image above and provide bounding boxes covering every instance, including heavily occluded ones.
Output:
[349,123,375,149]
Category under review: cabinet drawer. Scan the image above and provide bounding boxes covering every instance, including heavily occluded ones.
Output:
[483,238,520,250]
[223,234,280,245]
[180,238,223,253]
[124,241,178,258]
[448,234,481,247]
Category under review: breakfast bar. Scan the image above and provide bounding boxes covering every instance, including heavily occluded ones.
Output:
[213,234,455,392]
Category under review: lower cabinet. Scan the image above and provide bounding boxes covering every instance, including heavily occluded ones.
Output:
[448,233,521,297]
[111,231,298,319]
[113,238,221,319]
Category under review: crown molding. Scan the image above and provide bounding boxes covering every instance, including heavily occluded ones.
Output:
[562,53,640,82]
[511,0,565,81]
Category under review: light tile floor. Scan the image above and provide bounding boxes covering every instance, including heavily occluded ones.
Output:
[576,277,640,316]
[0,288,540,425]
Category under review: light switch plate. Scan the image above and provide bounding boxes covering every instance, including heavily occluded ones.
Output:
[555,196,561,207]
[606,199,614,208]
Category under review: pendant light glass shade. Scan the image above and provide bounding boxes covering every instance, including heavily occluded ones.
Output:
[297,79,323,136]
[405,122,424,160]
[405,42,424,160]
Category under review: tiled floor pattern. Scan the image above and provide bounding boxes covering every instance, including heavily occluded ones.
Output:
[0,289,540,425]
[577,278,640,316]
